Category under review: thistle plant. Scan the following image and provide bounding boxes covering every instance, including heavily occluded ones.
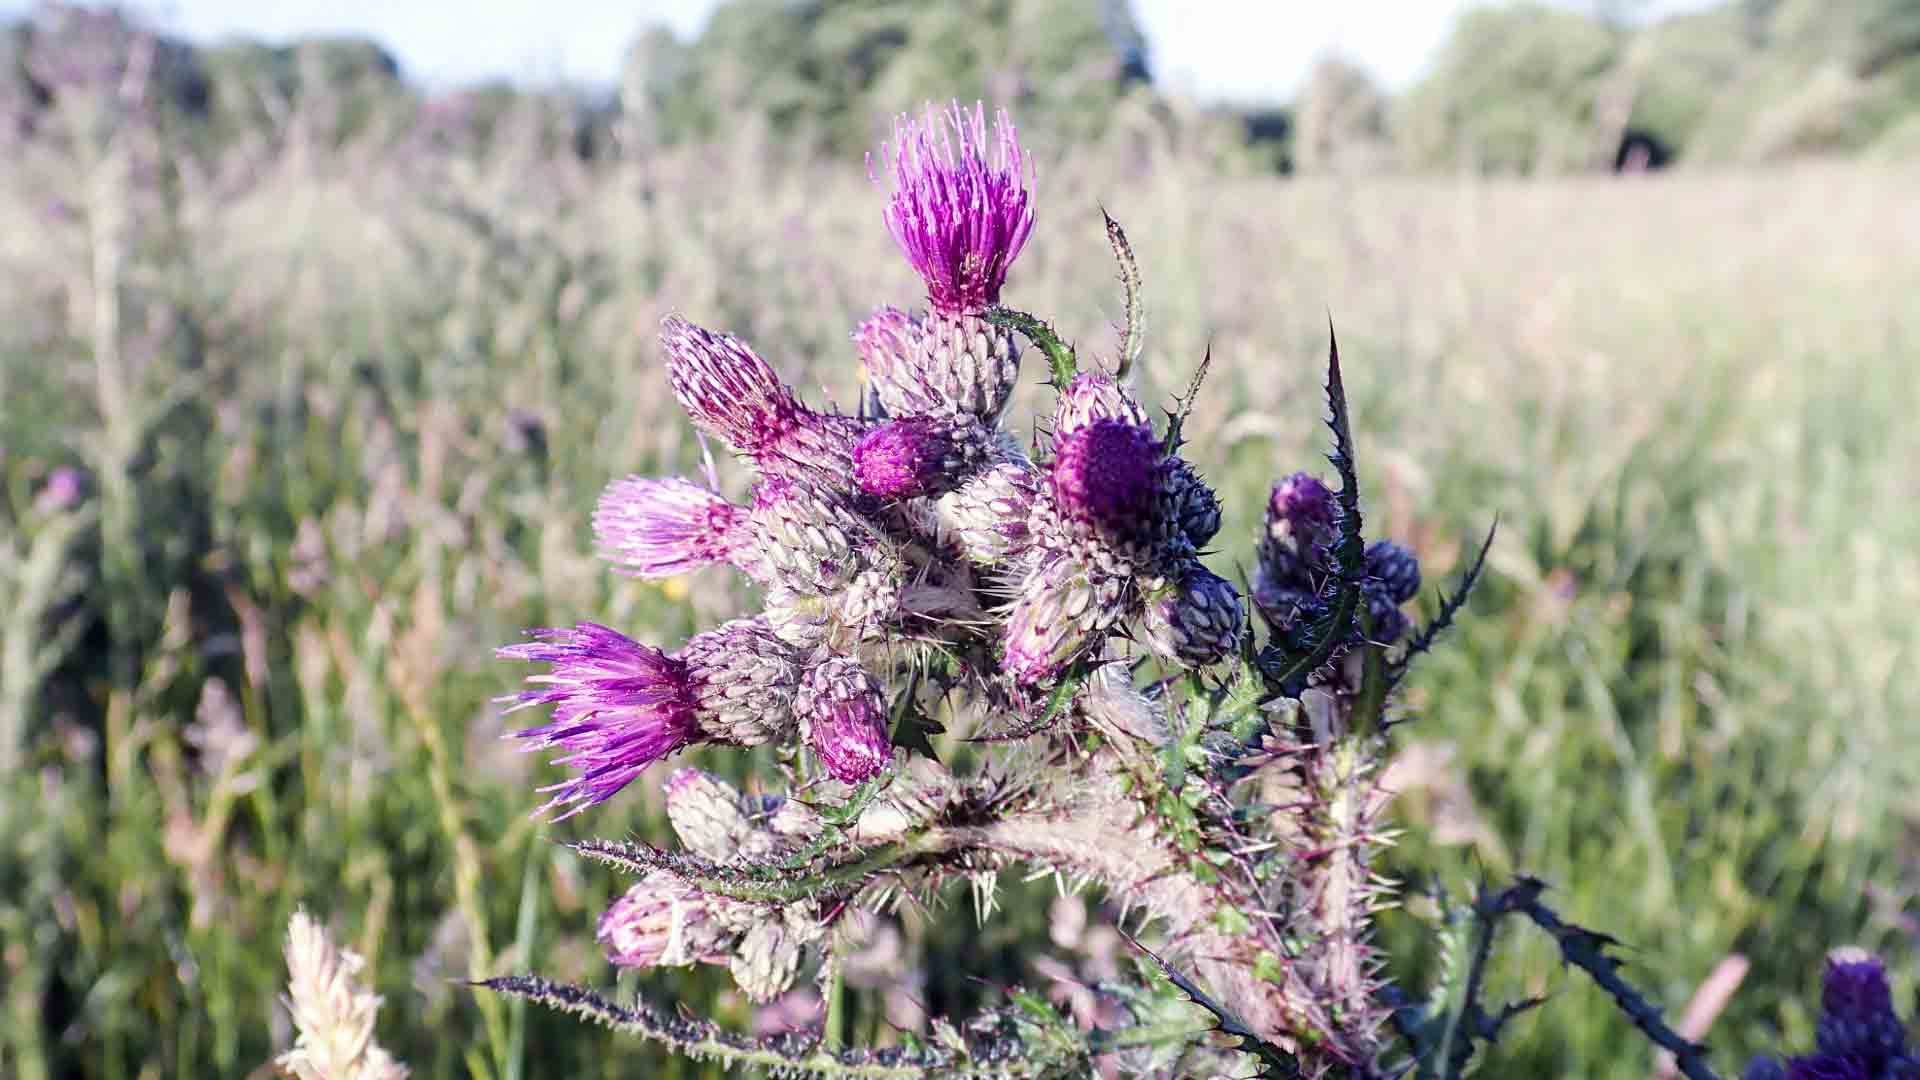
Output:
[474,101,1793,1078]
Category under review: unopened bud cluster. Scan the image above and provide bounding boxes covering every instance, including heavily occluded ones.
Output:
[1745,949,1917,1080]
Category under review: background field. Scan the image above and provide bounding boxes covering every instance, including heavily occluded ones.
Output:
[4,4,1920,1078]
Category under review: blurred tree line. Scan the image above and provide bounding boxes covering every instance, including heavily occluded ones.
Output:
[5,0,1918,184]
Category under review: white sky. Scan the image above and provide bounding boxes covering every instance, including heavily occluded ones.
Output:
[4,0,1721,103]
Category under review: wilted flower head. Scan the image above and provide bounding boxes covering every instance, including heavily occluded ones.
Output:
[598,872,734,970]
[594,476,750,578]
[798,657,892,783]
[1003,553,1130,684]
[853,415,992,500]
[1050,418,1159,539]
[874,101,1034,317]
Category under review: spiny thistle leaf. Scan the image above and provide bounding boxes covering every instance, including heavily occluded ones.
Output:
[1162,343,1213,453]
[1120,932,1304,1079]
[477,976,1090,1078]
[984,305,1076,387]
[1102,206,1144,379]
[1394,517,1497,682]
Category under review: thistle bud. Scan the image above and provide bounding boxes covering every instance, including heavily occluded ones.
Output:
[746,477,871,595]
[1053,373,1148,438]
[1050,419,1159,541]
[853,415,994,500]
[1259,471,1339,591]
[1003,553,1131,684]
[1364,540,1422,605]
[857,306,940,418]
[1361,580,1413,645]
[1816,949,1905,1062]
[1140,563,1244,668]
[730,919,805,1003]
[798,657,892,784]
[1159,458,1223,549]
[874,101,1033,319]
[935,461,1040,565]
[664,768,757,862]
[593,476,751,579]
[661,315,858,477]
[679,617,805,746]
[597,871,733,969]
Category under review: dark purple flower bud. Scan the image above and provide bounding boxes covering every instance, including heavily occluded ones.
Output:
[936,461,1041,564]
[598,872,733,969]
[1817,949,1906,1062]
[1141,563,1244,668]
[853,416,993,499]
[1743,1059,1789,1080]
[1259,471,1340,592]
[1003,553,1131,685]
[1365,540,1422,605]
[497,623,704,818]
[1157,458,1222,550]
[1050,419,1159,539]
[1054,373,1148,439]
[798,657,892,783]
[593,476,750,578]
[1361,579,1413,645]
[873,101,1033,318]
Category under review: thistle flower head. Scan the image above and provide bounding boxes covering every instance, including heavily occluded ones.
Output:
[1003,552,1130,684]
[598,872,733,969]
[594,476,749,579]
[798,657,892,783]
[747,476,871,595]
[662,315,808,456]
[853,415,992,500]
[936,461,1041,565]
[1050,418,1159,538]
[1157,457,1223,551]
[1268,471,1337,546]
[855,306,941,416]
[664,768,758,862]
[1140,563,1244,668]
[874,101,1034,317]
[678,617,806,746]
[1817,948,1906,1062]
[1053,372,1147,437]
[498,623,702,818]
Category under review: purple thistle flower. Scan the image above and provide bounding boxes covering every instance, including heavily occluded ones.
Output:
[498,623,704,818]
[1785,1055,1872,1080]
[1053,373,1148,439]
[1050,419,1159,539]
[855,306,942,417]
[1818,949,1907,1063]
[598,872,733,969]
[593,476,750,578]
[873,101,1034,318]
[661,315,858,476]
[853,416,992,500]
[798,657,892,783]
[1158,458,1222,550]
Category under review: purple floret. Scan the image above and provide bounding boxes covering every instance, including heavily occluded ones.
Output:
[873,101,1034,317]
[593,476,748,578]
[1051,419,1158,536]
[498,623,702,818]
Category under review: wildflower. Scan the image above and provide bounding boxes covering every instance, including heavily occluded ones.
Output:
[746,477,878,596]
[1003,552,1131,684]
[593,476,752,579]
[1053,372,1147,438]
[598,872,733,969]
[276,909,409,1080]
[856,306,945,419]
[1817,949,1908,1063]
[874,101,1033,319]
[499,620,800,817]
[1049,418,1159,542]
[852,415,994,500]
[1140,563,1244,667]
[660,315,858,476]
[935,461,1041,565]
[1158,459,1222,549]
[798,657,892,783]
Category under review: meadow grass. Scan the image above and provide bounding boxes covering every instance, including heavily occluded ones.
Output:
[2,119,1917,1077]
